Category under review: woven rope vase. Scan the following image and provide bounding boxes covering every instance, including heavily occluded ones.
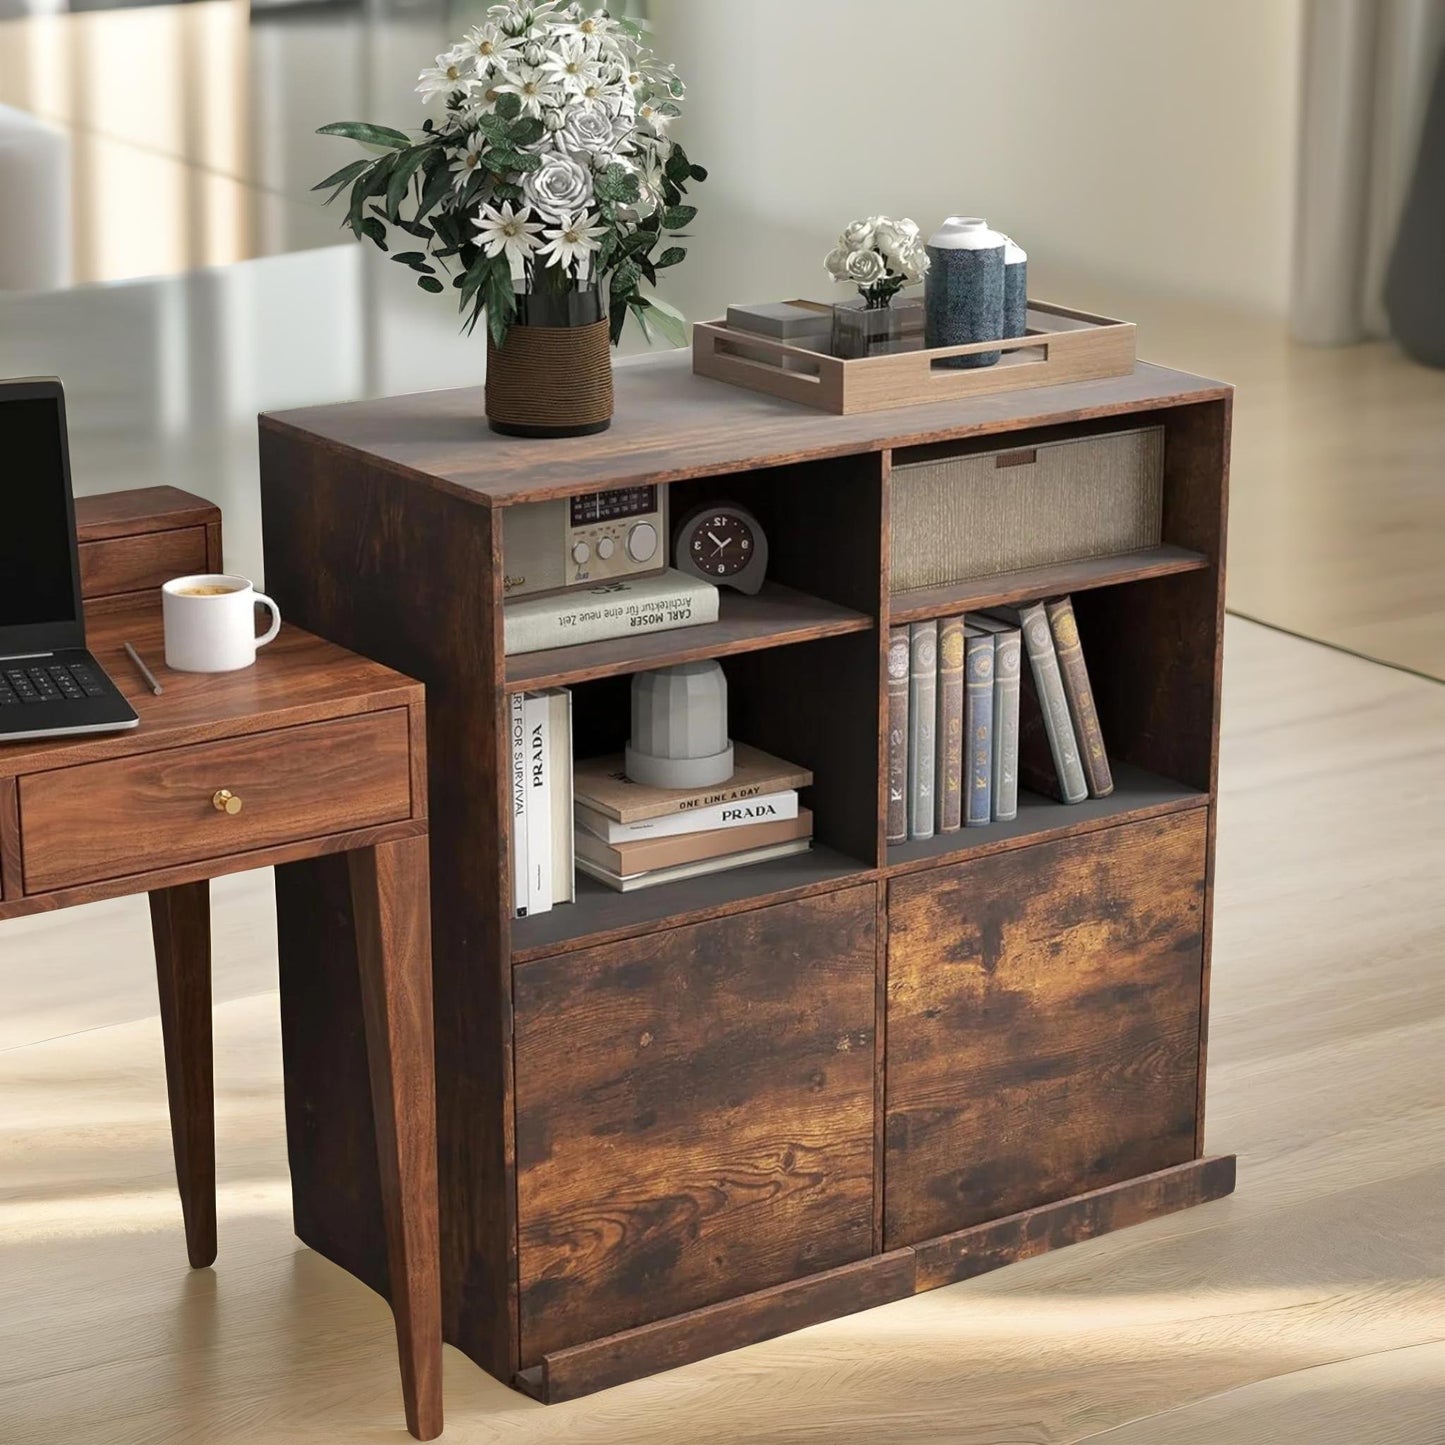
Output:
[485,316,613,438]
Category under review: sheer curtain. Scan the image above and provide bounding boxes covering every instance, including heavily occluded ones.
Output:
[1291,0,1445,344]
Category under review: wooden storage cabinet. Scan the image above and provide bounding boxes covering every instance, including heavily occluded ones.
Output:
[513,885,878,1362]
[883,811,1207,1248]
[259,353,1235,1402]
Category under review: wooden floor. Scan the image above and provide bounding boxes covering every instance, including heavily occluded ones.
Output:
[1,614,1442,1444]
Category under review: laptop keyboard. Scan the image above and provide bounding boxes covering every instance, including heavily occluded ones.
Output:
[0,663,106,707]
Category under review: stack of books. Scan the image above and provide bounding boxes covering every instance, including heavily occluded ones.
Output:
[573,743,814,892]
[510,688,575,917]
[887,595,1112,844]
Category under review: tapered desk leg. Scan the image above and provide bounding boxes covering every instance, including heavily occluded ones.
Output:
[149,881,216,1269]
[348,836,443,1442]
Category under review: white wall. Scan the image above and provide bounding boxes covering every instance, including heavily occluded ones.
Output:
[647,0,1303,322]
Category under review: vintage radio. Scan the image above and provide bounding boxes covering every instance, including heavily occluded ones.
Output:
[501,485,668,599]
[890,424,1165,593]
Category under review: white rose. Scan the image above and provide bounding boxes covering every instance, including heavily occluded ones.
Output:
[823,245,852,281]
[844,248,887,286]
[894,240,929,282]
[561,102,620,157]
[872,218,911,258]
[523,152,594,218]
[841,219,874,250]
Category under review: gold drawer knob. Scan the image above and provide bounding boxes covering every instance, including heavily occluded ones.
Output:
[212,789,243,816]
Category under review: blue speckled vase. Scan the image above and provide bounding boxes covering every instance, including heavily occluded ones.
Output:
[1002,235,1028,339]
[924,216,1005,368]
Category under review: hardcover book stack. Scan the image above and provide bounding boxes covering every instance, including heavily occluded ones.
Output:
[573,743,814,892]
[886,595,1112,844]
[510,688,576,917]
[503,569,719,655]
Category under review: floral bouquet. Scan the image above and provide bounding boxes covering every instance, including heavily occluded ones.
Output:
[313,0,705,347]
[824,216,928,309]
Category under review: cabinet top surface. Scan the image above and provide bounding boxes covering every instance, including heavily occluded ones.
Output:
[261,350,1230,507]
[0,603,421,776]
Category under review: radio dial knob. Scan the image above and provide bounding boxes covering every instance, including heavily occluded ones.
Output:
[571,541,591,565]
[626,522,657,563]
[596,536,615,560]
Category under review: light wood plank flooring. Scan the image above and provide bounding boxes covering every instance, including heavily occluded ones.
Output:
[1,615,1441,1443]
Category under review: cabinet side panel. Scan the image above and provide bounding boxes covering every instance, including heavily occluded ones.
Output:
[260,426,517,1379]
[885,810,1206,1248]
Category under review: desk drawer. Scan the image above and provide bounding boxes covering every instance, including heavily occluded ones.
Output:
[20,710,412,893]
[79,526,210,601]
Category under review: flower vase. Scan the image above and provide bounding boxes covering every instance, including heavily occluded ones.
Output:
[485,285,613,438]
[830,295,924,360]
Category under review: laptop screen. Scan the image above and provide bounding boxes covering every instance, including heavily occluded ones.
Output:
[0,388,82,641]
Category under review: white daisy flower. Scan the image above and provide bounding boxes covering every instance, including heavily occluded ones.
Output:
[494,65,563,118]
[449,132,488,191]
[461,22,522,73]
[417,45,475,106]
[475,199,545,279]
[539,36,603,97]
[536,211,607,279]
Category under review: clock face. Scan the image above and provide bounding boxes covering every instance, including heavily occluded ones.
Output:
[687,511,755,578]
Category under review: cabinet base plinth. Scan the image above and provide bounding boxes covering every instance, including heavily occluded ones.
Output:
[509,1156,1236,1403]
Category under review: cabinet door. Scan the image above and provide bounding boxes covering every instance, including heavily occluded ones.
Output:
[514,884,878,1364]
[884,811,1206,1249]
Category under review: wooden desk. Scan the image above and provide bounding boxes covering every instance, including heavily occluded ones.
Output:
[0,603,443,1441]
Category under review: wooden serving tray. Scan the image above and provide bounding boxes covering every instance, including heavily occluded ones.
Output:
[692,300,1137,415]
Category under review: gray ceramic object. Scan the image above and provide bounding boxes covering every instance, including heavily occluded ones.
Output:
[1002,234,1028,339]
[625,659,735,789]
[924,216,1005,368]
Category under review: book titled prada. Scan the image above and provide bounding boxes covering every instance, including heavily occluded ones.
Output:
[885,627,910,844]
[502,568,719,655]
[1046,595,1113,797]
[573,742,811,825]
[907,620,938,841]
[963,625,994,826]
[934,617,965,834]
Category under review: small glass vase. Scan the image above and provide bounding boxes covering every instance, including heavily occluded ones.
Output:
[485,283,613,438]
[830,294,925,360]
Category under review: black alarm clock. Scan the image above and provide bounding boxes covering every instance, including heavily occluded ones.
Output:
[673,502,768,595]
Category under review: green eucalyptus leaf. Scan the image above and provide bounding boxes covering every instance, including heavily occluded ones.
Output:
[510,116,545,146]
[360,216,389,250]
[643,295,689,347]
[661,204,697,230]
[621,229,657,256]
[392,251,428,264]
[595,163,640,203]
[313,158,372,195]
[664,148,691,184]
[493,92,522,120]
[689,164,708,182]
[417,275,445,293]
[485,261,517,345]
[656,246,686,267]
[611,258,642,298]
[418,164,454,216]
[386,146,429,220]
[318,121,413,149]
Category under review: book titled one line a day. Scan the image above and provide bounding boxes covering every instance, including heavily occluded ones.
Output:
[573,742,812,825]
[503,568,719,655]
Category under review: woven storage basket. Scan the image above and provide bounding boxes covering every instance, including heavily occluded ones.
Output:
[485,316,613,437]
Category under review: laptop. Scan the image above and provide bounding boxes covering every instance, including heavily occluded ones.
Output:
[0,377,139,741]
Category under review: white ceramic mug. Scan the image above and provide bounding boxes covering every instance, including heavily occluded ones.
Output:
[162,574,281,673]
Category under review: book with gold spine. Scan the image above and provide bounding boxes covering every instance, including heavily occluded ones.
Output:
[935,617,965,833]
[1046,595,1114,798]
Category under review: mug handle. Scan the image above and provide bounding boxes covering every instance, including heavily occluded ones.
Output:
[254,593,282,649]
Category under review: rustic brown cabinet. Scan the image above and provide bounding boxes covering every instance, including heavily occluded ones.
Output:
[259,351,1236,1404]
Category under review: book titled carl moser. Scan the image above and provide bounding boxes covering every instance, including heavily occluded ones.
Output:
[503,568,719,655]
